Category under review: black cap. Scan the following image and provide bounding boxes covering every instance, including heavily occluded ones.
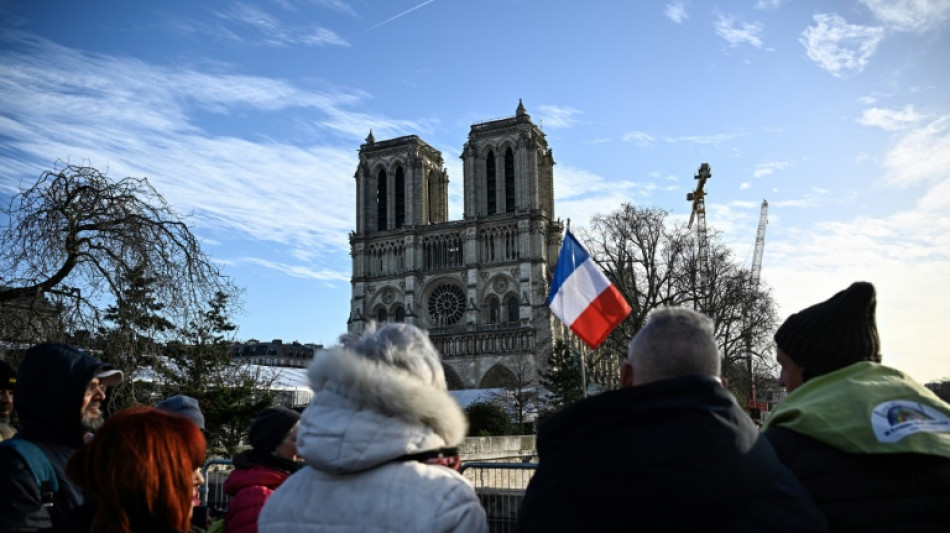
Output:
[774,281,881,379]
[248,406,300,453]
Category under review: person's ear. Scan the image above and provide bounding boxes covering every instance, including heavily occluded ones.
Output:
[620,361,634,388]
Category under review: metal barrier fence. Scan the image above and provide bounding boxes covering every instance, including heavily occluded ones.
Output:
[200,459,236,515]
[200,458,538,532]
[460,461,537,533]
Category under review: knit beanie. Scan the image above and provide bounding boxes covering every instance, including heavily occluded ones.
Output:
[156,395,205,430]
[248,406,300,453]
[0,360,15,389]
[774,281,881,380]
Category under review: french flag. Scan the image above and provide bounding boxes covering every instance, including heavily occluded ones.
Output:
[547,230,631,349]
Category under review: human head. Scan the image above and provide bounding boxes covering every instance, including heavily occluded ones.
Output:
[15,343,122,446]
[622,307,720,387]
[67,406,206,533]
[339,322,446,389]
[156,394,205,430]
[248,406,300,461]
[774,281,880,388]
[0,359,15,421]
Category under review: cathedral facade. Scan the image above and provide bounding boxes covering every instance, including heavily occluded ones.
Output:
[347,101,564,389]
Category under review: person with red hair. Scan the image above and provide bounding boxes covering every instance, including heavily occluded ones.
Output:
[67,406,207,533]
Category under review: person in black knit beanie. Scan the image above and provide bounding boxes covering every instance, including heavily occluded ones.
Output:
[223,406,301,533]
[764,281,950,532]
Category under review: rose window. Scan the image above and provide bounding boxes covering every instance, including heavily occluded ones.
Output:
[428,284,466,326]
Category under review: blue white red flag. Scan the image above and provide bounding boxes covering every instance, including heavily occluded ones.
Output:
[547,230,631,349]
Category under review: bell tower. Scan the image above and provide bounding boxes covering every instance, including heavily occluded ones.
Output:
[461,100,555,220]
[354,133,449,234]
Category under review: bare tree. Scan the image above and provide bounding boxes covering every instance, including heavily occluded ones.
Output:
[0,163,237,338]
[573,203,779,402]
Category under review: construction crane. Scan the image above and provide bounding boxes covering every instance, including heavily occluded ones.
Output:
[687,163,712,296]
[745,199,768,419]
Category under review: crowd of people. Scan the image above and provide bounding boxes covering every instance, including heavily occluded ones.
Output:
[0,280,947,532]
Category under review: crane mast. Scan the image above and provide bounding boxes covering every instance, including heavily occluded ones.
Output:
[686,163,712,293]
[745,199,768,419]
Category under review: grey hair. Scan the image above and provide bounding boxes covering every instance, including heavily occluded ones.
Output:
[338,321,446,389]
[627,307,720,385]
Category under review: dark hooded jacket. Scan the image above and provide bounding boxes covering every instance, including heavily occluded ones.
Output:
[0,344,115,532]
[518,375,827,533]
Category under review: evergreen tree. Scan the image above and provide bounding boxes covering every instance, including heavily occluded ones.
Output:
[465,401,512,436]
[539,340,584,412]
[158,291,275,457]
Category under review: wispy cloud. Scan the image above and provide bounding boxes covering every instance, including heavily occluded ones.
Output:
[740,182,751,190]
[879,115,950,187]
[621,130,655,147]
[800,13,884,77]
[0,33,433,278]
[753,161,789,178]
[308,0,358,16]
[861,0,950,33]
[859,105,925,130]
[536,105,582,129]
[238,257,350,281]
[216,2,349,47]
[661,132,743,144]
[622,130,742,146]
[714,14,764,48]
[755,0,786,9]
[664,2,688,24]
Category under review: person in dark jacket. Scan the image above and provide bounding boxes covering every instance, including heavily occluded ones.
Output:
[0,359,17,440]
[0,343,123,532]
[518,307,826,533]
[763,281,950,532]
[223,406,302,533]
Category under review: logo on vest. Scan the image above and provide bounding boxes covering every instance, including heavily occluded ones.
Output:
[871,400,950,443]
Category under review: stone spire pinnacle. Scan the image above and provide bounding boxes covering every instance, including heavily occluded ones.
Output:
[516,99,527,117]
[365,129,375,144]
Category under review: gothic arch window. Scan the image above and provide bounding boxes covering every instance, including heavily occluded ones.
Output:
[395,166,405,228]
[486,295,500,323]
[486,150,496,214]
[478,225,519,263]
[376,169,388,231]
[427,169,440,224]
[427,283,466,326]
[505,147,515,212]
[443,364,465,390]
[422,233,462,269]
[480,364,516,389]
[375,306,388,322]
[505,294,519,323]
[394,306,406,323]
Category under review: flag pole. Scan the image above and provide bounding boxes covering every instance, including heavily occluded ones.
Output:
[564,220,588,398]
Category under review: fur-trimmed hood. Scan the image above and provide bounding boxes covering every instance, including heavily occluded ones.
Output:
[297,347,468,474]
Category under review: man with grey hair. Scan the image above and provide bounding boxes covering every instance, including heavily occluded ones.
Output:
[259,322,488,533]
[519,307,826,532]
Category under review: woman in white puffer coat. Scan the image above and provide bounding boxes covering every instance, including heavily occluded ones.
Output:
[258,322,488,533]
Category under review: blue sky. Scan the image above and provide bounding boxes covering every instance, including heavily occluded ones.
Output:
[1,0,948,382]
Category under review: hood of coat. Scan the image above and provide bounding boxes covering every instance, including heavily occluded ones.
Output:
[298,347,467,474]
[15,343,114,447]
[224,464,291,496]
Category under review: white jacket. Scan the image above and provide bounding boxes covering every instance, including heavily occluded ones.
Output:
[258,348,488,533]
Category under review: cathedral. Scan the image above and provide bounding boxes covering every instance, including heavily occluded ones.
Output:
[347,101,564,390]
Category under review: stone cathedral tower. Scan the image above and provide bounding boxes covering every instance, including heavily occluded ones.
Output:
[348,101,563,389]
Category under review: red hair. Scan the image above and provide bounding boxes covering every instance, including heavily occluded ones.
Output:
[67,406,206,533]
